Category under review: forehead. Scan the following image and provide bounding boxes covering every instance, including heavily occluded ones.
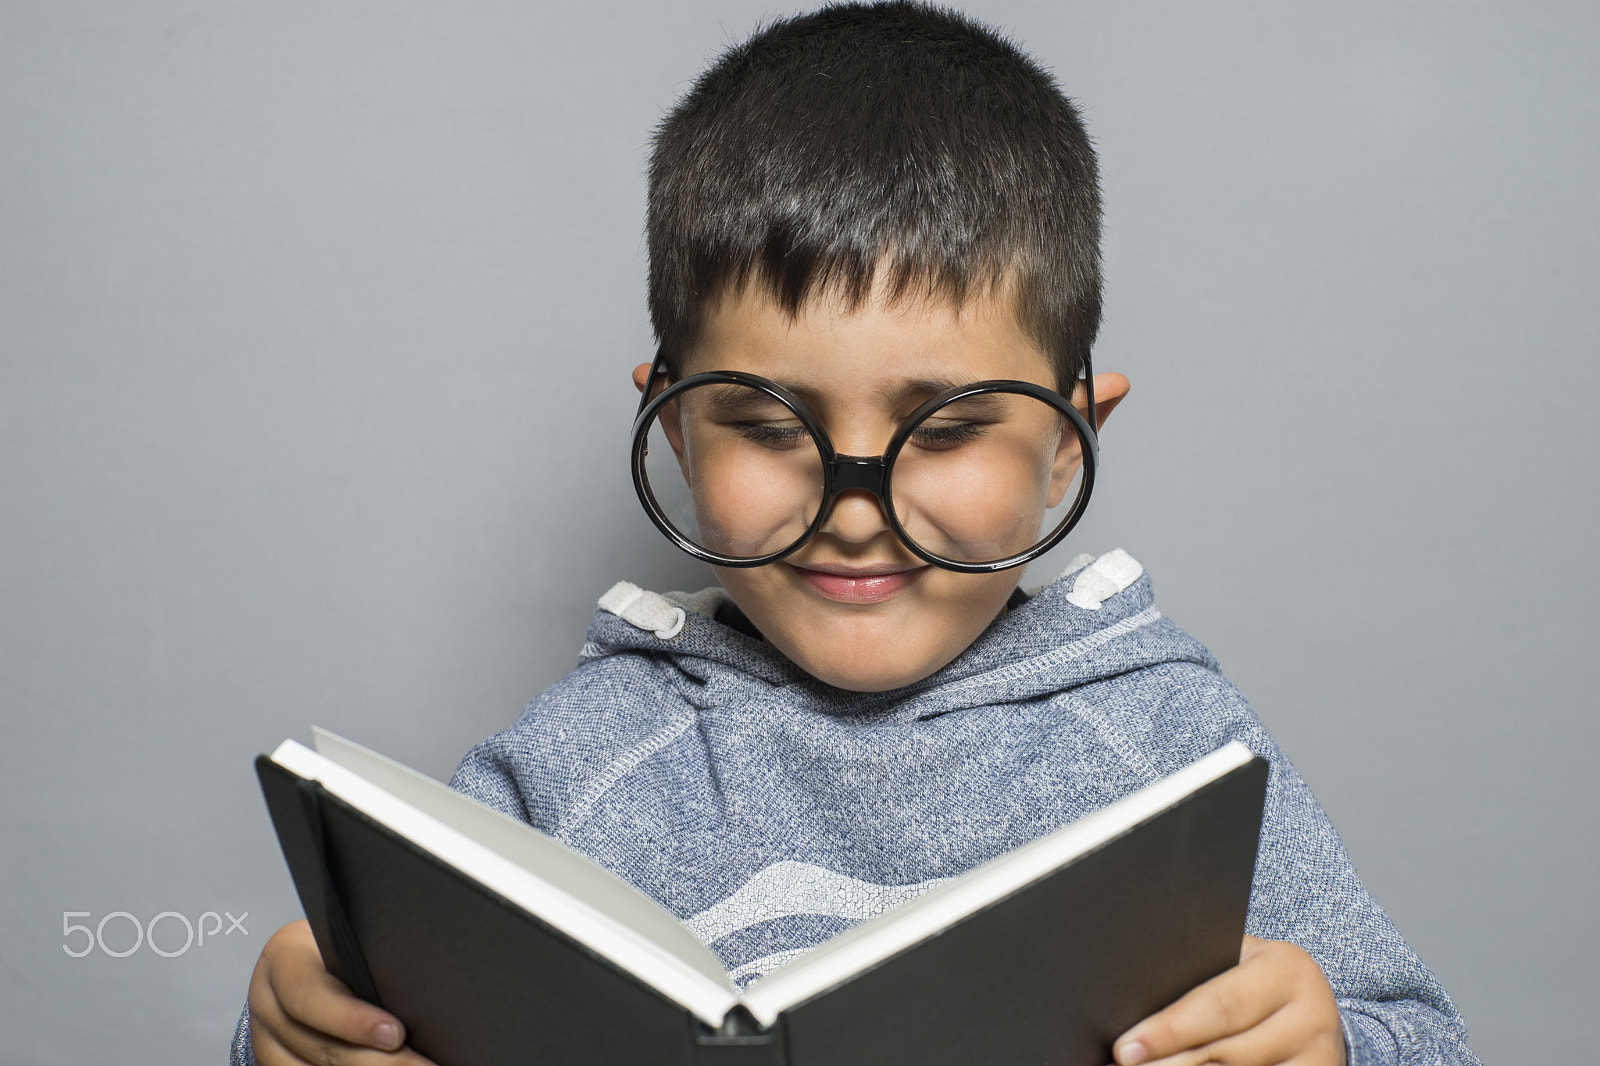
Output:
[683,280,1056,397]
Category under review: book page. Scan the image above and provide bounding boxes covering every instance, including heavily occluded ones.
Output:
[737,742,1255,1028]
[275,731,740,1026]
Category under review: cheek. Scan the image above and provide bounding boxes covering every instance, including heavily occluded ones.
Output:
[891,446,1053,559]
[687,445,822,556]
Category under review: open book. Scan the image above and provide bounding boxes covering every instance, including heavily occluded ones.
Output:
[257,730,1267,1066]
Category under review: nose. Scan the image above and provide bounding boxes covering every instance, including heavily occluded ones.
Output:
[818,456,894,545]
[821,488,893,544]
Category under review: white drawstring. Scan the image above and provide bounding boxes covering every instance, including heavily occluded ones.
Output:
[1065,549,1144,610]
[598,581,688,639]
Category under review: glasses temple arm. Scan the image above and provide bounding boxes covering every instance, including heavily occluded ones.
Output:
[1083,353,1098,432]
[636,349,670,419]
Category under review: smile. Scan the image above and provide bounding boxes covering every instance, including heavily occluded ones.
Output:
[788,563,929,604]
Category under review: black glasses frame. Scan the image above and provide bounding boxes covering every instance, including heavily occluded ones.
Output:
[630,350,1100,573]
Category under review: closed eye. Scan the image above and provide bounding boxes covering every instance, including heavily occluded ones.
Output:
[730,421,812,448]
[907,420,989,449]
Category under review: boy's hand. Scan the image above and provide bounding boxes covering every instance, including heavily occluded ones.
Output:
[248,920,437,1066]
[1113,935,1344,1066]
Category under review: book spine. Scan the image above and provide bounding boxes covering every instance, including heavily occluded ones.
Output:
[255,755,381,1006]
[294,776,381,1005]
[690,1008,787,1065]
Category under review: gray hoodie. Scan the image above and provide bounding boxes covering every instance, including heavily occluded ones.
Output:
[231,550,1478,1066]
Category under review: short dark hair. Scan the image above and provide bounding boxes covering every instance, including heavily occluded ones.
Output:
[647,1,1102,391]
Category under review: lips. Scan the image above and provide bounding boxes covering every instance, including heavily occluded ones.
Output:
[789,562,928,604]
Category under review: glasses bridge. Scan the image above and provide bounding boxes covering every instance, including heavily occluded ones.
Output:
[829,456,888,495]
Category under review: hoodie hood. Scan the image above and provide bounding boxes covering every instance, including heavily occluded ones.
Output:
[578,549,1220,721]
[453,548,1268,985]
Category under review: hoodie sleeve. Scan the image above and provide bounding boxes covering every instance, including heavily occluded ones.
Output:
[444,649,696,836]
[229,1001,254,1065]
[1250,741,1479,1066]
[1151,667,1481,1066]
[448,730,550,826]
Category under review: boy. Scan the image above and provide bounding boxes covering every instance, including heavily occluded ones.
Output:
[235,4,1479,1064]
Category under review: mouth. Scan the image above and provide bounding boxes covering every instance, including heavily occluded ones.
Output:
[787,561,929,604]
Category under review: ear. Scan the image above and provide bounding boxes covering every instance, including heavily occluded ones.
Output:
[1071,372,1131,432]
[632,362,691,479]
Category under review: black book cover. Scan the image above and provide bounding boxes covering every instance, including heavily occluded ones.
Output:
[257,749,1268,1066]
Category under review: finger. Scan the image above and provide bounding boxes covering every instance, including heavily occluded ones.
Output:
[265,924,405,1051]
[248,924,404,1059]
[1114,957,1290,1065]
[268,962,404,1053]
[1129,1006,1298,1066]
[250,1011,306,1066]
[1136,994,1343,1066]
[252,1009,362,1066]
[252,1008,440,1066]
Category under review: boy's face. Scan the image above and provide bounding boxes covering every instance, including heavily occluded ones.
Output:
[633,280,1127,693]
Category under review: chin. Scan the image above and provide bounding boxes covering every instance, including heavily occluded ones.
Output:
[713,563,1011,694]
[807,662,928,693]
[781,631,958,693]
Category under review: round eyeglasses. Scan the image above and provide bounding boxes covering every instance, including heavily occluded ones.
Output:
[630,354,1099,574]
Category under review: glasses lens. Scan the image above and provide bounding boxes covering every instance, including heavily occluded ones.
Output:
[637,380,825,562]
[888,389,1090,567]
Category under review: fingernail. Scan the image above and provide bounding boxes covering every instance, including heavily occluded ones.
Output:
[1117,1039,1148,1066]
[374,1020,401,1049]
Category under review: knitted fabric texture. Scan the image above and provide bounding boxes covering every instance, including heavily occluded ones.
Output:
[231,552,1478,1065]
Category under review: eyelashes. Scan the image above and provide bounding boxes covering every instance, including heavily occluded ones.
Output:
[725,419,992,451]
[729,421,812,448]
[906,421,989,449]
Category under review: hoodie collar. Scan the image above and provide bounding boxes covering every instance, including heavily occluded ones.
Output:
[582,550,1212,718]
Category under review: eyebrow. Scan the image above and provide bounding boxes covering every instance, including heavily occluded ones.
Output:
[874,378,975,408]
[762,376,976,410]
[702,383,797,412]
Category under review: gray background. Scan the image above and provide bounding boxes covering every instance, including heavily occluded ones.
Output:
[2,1,1594,1062]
